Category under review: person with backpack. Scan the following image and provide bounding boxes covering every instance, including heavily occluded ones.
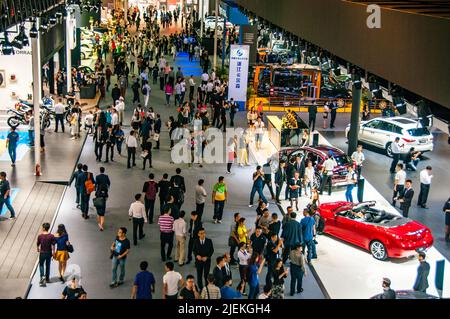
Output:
[95,167,111,231]
[71,163,84,209]
[142,173,158,224]
[200,274,221,299]
[79,165,96,220]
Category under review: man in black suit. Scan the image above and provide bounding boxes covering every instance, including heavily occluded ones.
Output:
[379,278,396,299]
[413,252,430,293]
[111,84,121,105]
[186,211,203,264]
[398,179,414,217]
[275,160,287,204]
[157,173,171,213]
[222,253,233,280]
[330,100,338,128]
[293,155,305,196]
[212,256,226,288]
[192,228,214,290]
[308,101,318,132]
[285,157,296,201]
[153,114,162,149]
[170,168,186,193]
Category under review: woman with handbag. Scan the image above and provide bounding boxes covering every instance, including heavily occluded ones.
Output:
[53,224,71,283]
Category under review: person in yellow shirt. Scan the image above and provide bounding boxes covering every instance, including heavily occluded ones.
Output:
[236,217,251,244]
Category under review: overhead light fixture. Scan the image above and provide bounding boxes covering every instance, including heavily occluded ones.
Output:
[1,32,15,55]
[11,25,29,49]
[40,18,49,32]
[49,15,57,25]
[29,23,39,38]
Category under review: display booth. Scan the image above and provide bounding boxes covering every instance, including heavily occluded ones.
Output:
[0,22,33,110]
[267,110,309,150]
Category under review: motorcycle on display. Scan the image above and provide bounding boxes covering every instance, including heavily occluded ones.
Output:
[7,109,29,128]
[7,105,52,129]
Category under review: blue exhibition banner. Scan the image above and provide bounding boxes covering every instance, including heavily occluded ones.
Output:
[435,260,445,298]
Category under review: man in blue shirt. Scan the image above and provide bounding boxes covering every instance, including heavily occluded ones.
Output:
[0,172,16,219]
[220,276,243,299]
[131,261,155,299]
[249,166,268,207]
[300,209,317,263]
[6,127,19,167]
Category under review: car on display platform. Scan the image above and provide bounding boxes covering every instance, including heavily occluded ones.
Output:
[345,117,434,157]
[370,290,438,299]
[204,16,233,32]
[317,201,434,261]
[277,145,354,189]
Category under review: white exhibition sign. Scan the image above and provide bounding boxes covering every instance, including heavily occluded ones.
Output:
[228,44,249,102]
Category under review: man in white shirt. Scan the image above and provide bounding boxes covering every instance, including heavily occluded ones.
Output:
[115,97,125,126]
[188,75,196,102]
[126,130,138,169]
[173,211,187,266]
[142,82,151,108]
[201,72,209,85]
[174,82,182,107]
[390,137,404,173]
[320,155,337,195]
[206,80,214,104]
[195,179,207,220]
[210,69,216,82]
[129,194,148,246]
[351,144,365,180]
[111,109,119,128]
[162,262,184,299]
[54,98,66,133]
[254,117,265,150]
[392,163,406,207]
[180,79,186,105]
[417,166,433,209]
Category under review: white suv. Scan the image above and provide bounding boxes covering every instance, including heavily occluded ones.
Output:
[345,117,434,157]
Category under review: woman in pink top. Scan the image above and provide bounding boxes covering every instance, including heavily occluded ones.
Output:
[165,83,173,106]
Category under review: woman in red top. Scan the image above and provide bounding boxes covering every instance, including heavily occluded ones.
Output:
[165,83,173,106]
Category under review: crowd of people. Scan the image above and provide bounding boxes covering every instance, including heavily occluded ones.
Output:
[3,2,445,302]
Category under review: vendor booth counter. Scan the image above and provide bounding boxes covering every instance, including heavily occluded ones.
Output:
[267,111,309,150]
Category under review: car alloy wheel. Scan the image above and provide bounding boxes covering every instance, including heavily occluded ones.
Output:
[370,240,387,261]
[385,142,393,158]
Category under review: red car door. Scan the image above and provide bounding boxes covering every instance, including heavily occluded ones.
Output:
[333,211,361,245]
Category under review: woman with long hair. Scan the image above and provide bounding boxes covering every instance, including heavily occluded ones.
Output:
[53,224,70,283]
[270,258,289,299]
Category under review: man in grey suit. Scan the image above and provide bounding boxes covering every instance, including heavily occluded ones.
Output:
[413,252,430,293]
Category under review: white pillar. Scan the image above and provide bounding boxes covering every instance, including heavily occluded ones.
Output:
[66,12,72,94]
[124,0,129,23]
[200,0,204,38]
[31,18,42,174]
[213,0,218,70]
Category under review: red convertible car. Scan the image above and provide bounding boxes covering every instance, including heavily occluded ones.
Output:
[317,201,434,260]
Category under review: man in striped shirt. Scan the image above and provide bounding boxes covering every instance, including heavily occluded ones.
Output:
[158,207,175,262]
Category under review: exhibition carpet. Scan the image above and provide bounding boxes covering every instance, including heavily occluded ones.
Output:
[0,131,30,162]
[174,52,203,77]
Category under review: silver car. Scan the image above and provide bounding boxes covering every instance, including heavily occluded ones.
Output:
[345,117,434,157]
